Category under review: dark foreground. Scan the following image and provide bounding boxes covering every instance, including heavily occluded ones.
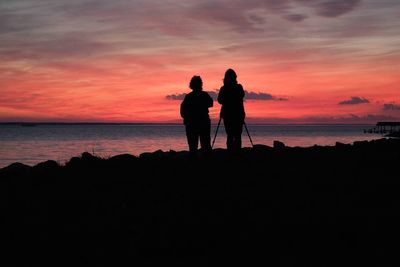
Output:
[1,138,400,265]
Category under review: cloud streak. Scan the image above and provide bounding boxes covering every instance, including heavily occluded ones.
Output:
[0,0,393,67]
[189,0,362,32]
[166,93,186,101]
[315,0,361,18]
[245,91,288,101]
[166,92,218,101]
[383,103,400,111]
[1,0,400,122]
[284,14,308,22]
[338,97,370,105]
[166,91,288,101]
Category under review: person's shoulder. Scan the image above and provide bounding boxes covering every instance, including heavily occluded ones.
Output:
[237,84,244,89]
[201,91,213,99]
[182,92,192,101]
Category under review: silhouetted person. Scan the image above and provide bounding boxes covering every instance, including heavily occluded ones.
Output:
[181,76,213,156]
[218,69,245,153]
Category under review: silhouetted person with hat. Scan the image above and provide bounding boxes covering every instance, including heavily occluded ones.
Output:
[218,69,245,153]
[181,76,213,156]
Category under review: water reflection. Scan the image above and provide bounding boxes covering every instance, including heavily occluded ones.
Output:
[0,124,380,167]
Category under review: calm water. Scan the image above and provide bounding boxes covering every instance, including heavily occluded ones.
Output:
[0,124,381,168]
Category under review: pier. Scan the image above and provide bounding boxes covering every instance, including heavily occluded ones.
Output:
[364,122,400,134]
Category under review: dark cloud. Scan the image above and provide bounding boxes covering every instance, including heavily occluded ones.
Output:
[0,12,41,34]
[1,35,112,61]
[189,0,315,31]
[190,0,362,32]
[0,0,378,65]
[247,14,267,24]
[347,114,399,123]
[284,14,308,22]
[338,96,369,105]
[245,91,288,101]
[166,93,186,101]
[190,1,265,33]
[166,91,218,101]
[245,113,399,124]
[315,0,361,18]
[383,103,400,111]
[0,1,120,64]
[166,90,287,101]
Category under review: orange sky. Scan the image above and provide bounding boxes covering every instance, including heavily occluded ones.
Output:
[1,0,399,123]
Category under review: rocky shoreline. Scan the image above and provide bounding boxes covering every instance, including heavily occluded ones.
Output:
[1,138,400,265]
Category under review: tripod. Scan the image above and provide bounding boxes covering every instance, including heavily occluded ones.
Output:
[211,117,222,149]
[243,121,254,147]
[211,118,254,149]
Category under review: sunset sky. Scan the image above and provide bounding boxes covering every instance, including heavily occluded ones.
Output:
[1,0,399,123]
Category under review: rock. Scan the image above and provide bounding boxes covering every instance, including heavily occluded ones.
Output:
[33,160,60,173]
[139,149,165,159]
[353,140,369,148]
[139,152,153,159]
[273,140,285,149]
[253,144,269,149]
[252,144,271,151]
[0,162,31,176]
[335,142,351,149]
[108,154,138,165]
[65,156,81,168]
[80,152,104,166]
[81,152,98,161]
[169,150,190,159]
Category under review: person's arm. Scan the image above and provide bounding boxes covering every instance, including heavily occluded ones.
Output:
[217,87,225,105]
[180,96,187,119]
[239,84,246,119]
[238,84,245,99]
[207,93,213,108]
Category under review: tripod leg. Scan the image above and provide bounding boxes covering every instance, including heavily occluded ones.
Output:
[244,122,254,147]
[212,117,221,149]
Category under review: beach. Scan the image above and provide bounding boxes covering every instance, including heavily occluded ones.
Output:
[1,138,399,265]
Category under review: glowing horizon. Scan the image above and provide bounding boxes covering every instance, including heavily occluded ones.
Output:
[1,0,400,124]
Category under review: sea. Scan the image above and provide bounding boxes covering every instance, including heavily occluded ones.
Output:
[0,124,381,168]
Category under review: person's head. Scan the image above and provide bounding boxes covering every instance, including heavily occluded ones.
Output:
[189,75,203,91]
[224,68,237,86]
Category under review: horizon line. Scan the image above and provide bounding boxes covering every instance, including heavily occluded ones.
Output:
[0,121,378,126]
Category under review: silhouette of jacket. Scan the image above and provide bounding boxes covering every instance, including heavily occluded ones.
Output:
[181,91,213,126]
[218,83,245,121]
[218,83,245,153]
[181,90,213,156]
